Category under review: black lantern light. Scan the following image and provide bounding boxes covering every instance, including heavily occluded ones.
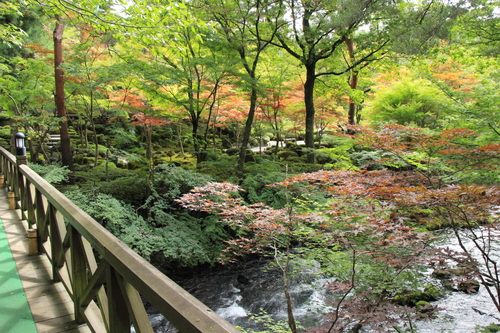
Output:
[15,132,26,156]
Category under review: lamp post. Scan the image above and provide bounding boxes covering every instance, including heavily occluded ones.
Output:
[14,132,27,165]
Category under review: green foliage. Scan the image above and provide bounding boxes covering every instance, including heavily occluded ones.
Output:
[65,190,140,235]
[277,150,298,160]
[152,164,214,202]
[240,171,288,208]
[66,189,228,267]
[458,170,500,185]
[197,155,240,182]
[98,175,150,206]
[320,135,354,148]
[28,163,70,184]
[121,212,226,267]
[225,147,240,156]
[239,310,303,333]
[285,162,323,174]
[316,137,357,169]
[393,284,442,306]
[349,150,384,169]
[368,78,451,128]
[76,161,143,182]
[110,149,148,169]
[108,127,139,150]
[316,148,356,170]
[74,144,109,158]
[138,197,228,266]
[0,125,11,143]
[477,324,500,333]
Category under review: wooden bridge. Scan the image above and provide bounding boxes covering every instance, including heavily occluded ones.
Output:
[0,146,241,333]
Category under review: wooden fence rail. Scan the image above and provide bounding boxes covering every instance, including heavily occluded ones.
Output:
[0,147,240,333]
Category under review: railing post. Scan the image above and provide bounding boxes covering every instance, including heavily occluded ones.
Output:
[16,155,27,166]
[107,268,131,333]
[8,191,16,210]
[27,228,38,255]
[70,225,88,324]
[0,174,4,187]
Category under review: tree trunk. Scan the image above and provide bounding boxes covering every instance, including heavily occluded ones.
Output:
[304,63,316,163]
[345,38,359,125]
[237,87,258,171]
[191,115,204,164]
[53,16,74,171]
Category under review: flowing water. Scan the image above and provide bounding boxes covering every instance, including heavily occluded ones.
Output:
[415,228,500,332]
[140,228,500,333]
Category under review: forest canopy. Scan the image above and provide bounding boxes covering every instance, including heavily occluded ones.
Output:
[1,0,500,332]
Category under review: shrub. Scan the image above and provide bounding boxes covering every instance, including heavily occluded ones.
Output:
[75,161,144,183]
[28,163,71,184]
[99,175,150,206]
[65,190,227,267]
[225,147,240,156]
[74,143,109,157]
[286,163,323,174]
[240,172,288,208]
[349,150,384,169]
[277,150,299,160]
[65,190,140,235]
[314,150,334,165]
[197,155,240,182]
[320,135,354,148]
[367,78,450,128]
[153,164,214,201]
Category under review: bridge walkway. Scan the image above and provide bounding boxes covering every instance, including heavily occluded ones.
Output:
[0,187,90,333]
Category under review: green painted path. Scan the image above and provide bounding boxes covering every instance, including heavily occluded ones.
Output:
[0,218,37,333]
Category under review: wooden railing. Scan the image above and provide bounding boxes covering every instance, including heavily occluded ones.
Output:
[0,147,241,333]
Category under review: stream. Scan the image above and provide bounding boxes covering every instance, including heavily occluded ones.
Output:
[139,228,500,333]
[415,228,500,333]
[146,258,333,332]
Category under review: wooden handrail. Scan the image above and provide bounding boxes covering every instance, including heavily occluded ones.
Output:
[0,147,241,333]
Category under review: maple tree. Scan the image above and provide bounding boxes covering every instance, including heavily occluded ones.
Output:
[176,121,500,331]
[0,52,57,163]
[129,112,169,169]
[177,171,441,331]
[2,2,500,331]
[64,25,130,166]
[198,0,283,171]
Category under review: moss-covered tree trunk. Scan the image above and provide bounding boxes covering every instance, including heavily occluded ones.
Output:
[53,15,74,171]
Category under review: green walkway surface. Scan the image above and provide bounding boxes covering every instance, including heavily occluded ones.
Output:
[0,218,37,333]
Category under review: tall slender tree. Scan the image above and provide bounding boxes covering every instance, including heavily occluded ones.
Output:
[199,0,283,171]
[270,0,466,162]
[53,15,74,170]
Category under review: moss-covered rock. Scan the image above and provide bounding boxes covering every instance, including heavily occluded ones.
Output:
[431,269,452,279]
[393,284,442,306]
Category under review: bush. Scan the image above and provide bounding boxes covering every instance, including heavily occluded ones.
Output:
[28,163,71,184]
[74,143,109,157]
[240,172,288,208]
[277,150,299,160]
[65,190,140,235]
[286,163,323,174]
[314,150,334,165]
[225,147,240,156]
[367,78,450,128]
[197,155,240,182]
[320,135,354,148]
[349,150,385,169]
[75,161,145,183]
[153,164,214,201]
[99,175,150,206]
[65,190,228,267]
